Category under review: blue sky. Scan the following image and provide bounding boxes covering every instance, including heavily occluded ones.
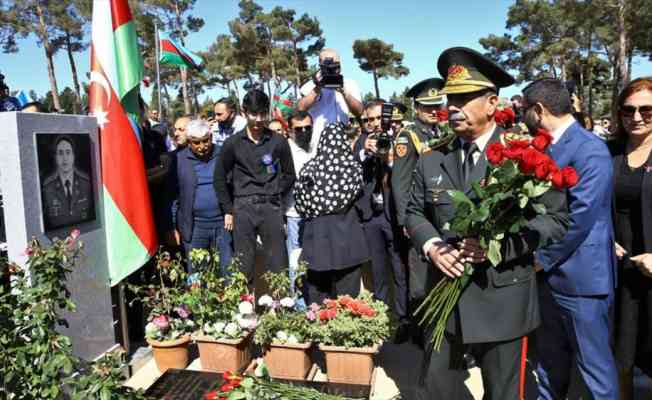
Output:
[2,0,652,105]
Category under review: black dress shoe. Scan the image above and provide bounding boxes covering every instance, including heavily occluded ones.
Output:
[393,323,411,344]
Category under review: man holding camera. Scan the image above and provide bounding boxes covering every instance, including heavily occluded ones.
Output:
[0,73,20,112]
[354,100,409,343]
[297,49,363,156]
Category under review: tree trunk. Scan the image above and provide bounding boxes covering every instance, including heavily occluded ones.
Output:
[293,41,301,99]
[612,0,629,120]
[36,3,61,112]
[266,79,273,118]
[180,67,192,115]
[233,80,241,108]
[372,69,380,99]
[586,27,594,117]
[162,83,172,119]
[65,32,82,114]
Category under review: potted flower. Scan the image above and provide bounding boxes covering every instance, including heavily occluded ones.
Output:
[189,249,256,372]
[313,292,391,385]
[254,268,315,379]
[128,252,196,373]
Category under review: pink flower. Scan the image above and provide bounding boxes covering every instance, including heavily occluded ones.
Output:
[240,294,255,303]
[70,229,81,240]
[23,247,33,257]
[174,305,191,319]
[305,310,316,321]
[153,315,170,331]
[309,303,320,313]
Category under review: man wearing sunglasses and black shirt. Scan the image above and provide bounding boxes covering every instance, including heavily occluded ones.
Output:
[214,89,296,286]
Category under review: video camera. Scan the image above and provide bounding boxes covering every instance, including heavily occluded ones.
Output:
[375,102,395,155]
[0,73,8,97]
[318,58,343,89]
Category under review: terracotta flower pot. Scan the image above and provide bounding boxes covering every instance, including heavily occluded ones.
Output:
[193,331,252,372]
[147,335,191,373]
[263,341,312,379]
[318,343,380,385]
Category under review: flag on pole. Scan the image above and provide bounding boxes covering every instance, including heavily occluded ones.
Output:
[159,32,204,71]
[15,90,30,108]
[89,0,157,285]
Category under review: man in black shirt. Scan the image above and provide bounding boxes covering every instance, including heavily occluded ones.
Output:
[214,89,296,284]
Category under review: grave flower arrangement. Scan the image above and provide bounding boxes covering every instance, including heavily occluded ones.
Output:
[205,366,360,400]
[253,267,314,346]
[128,252,196,342]
[189,249,256,340]
[416,128,579,351]
[312,292,391,349]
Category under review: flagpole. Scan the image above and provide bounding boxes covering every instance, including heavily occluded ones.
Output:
[154,22,162,119]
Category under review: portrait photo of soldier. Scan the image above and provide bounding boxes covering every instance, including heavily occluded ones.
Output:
[37,134,95,232]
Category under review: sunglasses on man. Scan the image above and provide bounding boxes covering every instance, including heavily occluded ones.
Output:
[293,126,313,134]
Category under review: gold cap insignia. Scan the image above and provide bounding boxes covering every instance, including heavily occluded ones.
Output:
[427,88,439,97]
[447,65,472,83]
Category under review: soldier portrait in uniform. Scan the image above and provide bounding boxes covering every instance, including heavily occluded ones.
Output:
[37,134,95,232]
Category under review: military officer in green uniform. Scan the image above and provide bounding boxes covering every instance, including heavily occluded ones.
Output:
[406,47,569,399]
[42,135,94,230]
[390,102,408,135]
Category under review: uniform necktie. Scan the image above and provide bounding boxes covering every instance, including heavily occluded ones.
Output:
[462,142,478,185]
[65,180,72,214]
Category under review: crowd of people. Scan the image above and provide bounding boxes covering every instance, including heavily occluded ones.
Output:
[2,44,652,399]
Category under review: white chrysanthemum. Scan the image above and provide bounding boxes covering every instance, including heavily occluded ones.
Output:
[258,294,274,307]
[287,334,299,344]
[238,301,254,315]
[276,331,288,342]
[224,322,239,337]
[280,297,295,308]
[237,314,257,330]
[213,321,226,333]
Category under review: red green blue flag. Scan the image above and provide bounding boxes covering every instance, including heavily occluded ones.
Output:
[89,0,158,285]
[159,32,204,71]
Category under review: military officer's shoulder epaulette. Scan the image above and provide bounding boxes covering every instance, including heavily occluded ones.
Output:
[74,169,91,181]
[42,174,59,186]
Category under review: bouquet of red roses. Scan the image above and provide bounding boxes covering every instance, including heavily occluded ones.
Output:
[415,128,578,351]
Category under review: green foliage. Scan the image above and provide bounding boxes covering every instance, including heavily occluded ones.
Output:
[352,38,409,98]
[128,251,196,341]
[254,267,312,346]
[312,292,392,348]
[71,351,149,400]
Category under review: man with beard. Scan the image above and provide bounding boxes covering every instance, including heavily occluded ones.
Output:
[284,110,313,306]
[524,79,618,400]
[214,89,296,286]
[212,97,247,148]
[406,47,569,399]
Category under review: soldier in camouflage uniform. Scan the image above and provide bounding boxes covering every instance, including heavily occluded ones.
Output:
[42,136,94,230]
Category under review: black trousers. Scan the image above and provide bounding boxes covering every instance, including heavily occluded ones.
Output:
[305,265,362,305]
[417,333,536,400]
[362,214,408,320]
[232,196,287,285]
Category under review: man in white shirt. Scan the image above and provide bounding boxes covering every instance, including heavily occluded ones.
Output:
[212,97,247,148]
[297,48,363,157]
[284,110,314,307]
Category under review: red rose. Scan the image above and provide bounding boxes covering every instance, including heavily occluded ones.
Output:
[503,146,524,161]
[436,109,448,121]
[561,166,579,188]
[519,148,544,174]
[532,135,551,152]
[508,139,530,148]
[486,142,505,165]
[549,169,564,189]
[533,155,555,180]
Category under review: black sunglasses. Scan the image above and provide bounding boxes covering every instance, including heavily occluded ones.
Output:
[621,105,652,120]
[293,126,313,133]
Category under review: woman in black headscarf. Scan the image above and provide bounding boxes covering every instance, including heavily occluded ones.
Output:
[295,122,370,304]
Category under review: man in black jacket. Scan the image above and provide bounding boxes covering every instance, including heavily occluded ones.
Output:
[213,90,296,285]
[406,47,569,399]
[355,100,409,343]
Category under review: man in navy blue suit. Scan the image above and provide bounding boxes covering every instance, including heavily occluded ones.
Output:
[523,79,618,399]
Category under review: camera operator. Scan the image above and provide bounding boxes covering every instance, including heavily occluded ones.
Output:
[0,73,21,112]
[297,49,363,156]
[354,100,409,343]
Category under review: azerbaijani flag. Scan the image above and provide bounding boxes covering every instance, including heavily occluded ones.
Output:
[89,0,157,285]
[159,32,203,71]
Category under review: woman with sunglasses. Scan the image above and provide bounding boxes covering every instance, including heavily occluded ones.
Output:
[609,76,652,399]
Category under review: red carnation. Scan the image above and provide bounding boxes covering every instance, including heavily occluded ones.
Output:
[561,166,579,188]
[487,142,505,165]
[339,295,353,306]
